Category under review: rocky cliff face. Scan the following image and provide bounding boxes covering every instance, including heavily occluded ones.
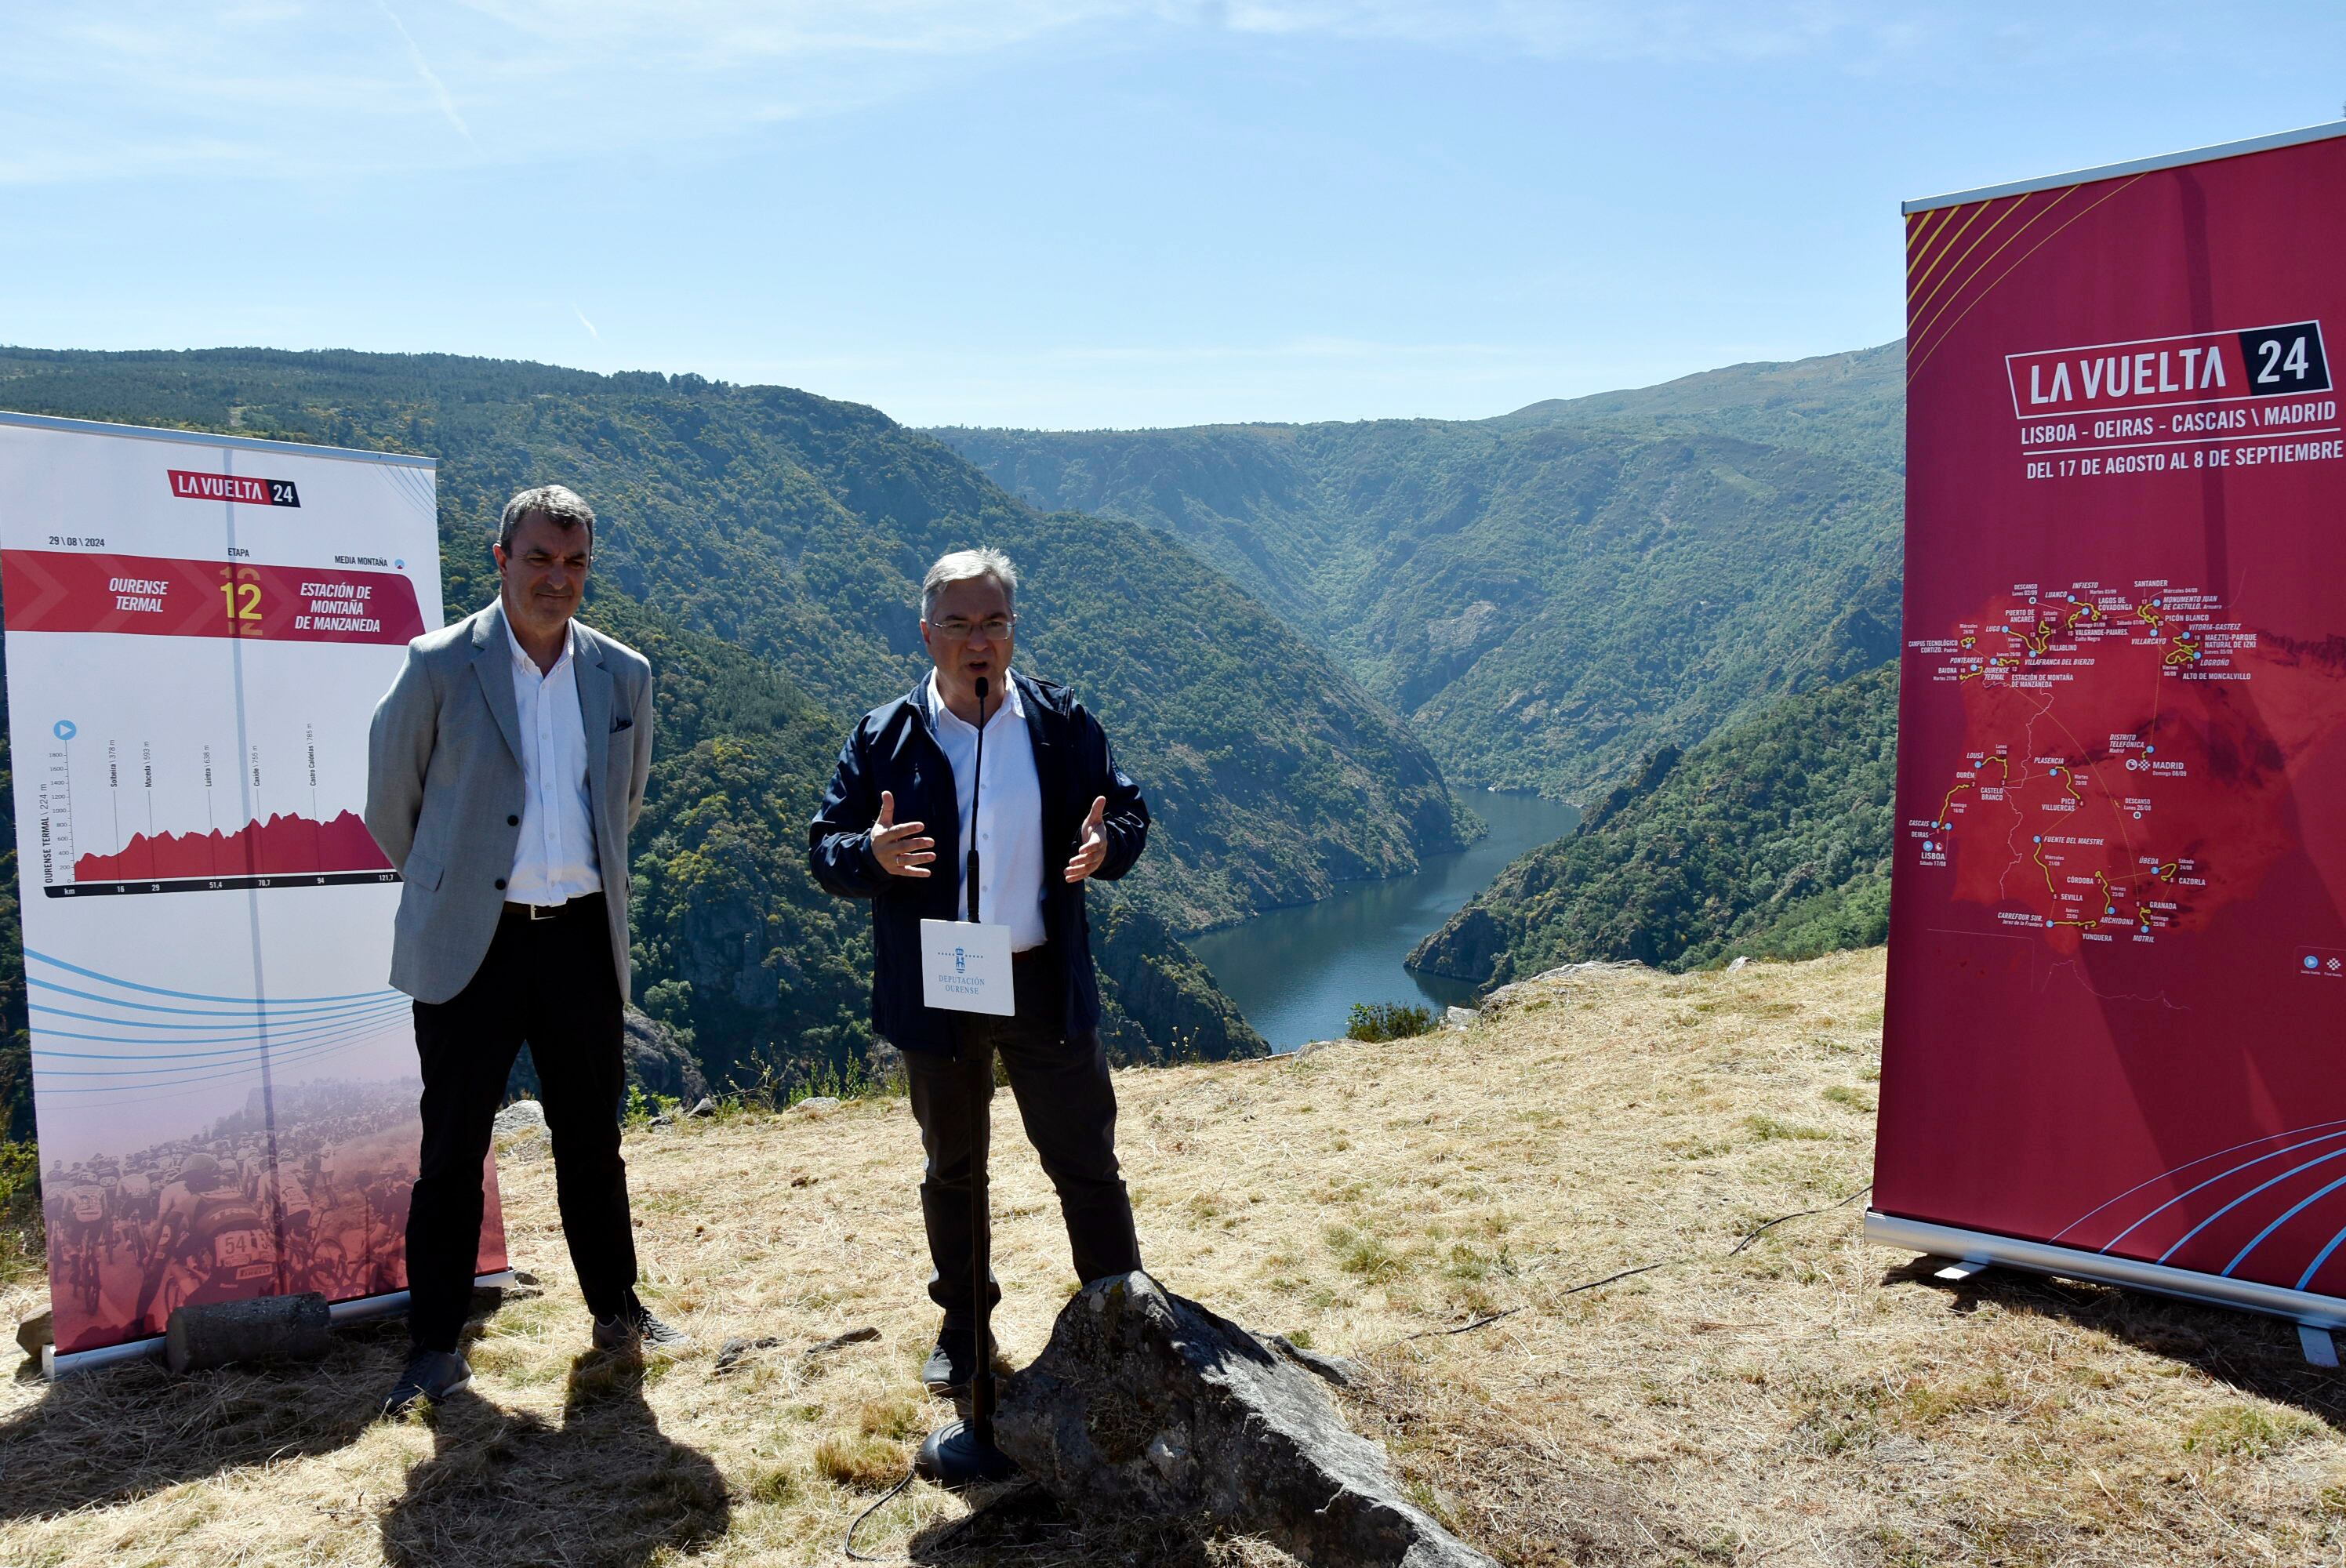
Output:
[1090,898,1269,1065]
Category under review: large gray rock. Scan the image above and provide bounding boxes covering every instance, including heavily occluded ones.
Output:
[499,1007,710,1106]
[1480,958,1646,1011]
[622,1007,710,1103]
[997,1272,1497,1567]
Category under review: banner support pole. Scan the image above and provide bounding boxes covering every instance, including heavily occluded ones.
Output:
[38,1271,515,1380]
[1868,1211,2346,1363]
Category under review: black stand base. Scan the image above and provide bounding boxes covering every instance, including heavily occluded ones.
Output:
[915,1419,1021,1490]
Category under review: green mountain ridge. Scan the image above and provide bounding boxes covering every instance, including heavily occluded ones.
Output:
[1487,340,1904,470]
[1407,661,1898,986]
[932,342,1905,800]
[2,343,1538,1129]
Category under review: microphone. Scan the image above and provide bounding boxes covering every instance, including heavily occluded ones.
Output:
[967,676,989,924]
[915,668,1019,1492]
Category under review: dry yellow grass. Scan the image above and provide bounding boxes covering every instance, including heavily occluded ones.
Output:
[4,948,2344,1565]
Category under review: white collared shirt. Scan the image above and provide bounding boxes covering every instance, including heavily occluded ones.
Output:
[504,610,601,905]
[925,670,1048,952]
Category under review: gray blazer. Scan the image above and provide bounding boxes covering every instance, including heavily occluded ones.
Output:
[365,601,653,1004]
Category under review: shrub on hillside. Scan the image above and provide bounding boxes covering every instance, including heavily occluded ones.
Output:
[1346,1001,1434,1043]
[0,1138,41,1284]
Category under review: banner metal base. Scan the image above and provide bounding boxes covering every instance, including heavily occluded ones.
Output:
[1867,1210,2346,1359]
[38,1271,518,1381]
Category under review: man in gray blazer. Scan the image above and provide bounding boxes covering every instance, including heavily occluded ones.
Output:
[365,483,685,1415]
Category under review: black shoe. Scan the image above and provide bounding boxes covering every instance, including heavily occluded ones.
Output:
[592,1304,693,1357]
[922,1326,976,1395]
[381,1348,471,1416]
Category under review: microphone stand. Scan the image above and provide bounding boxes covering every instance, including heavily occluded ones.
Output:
[917,674,1019,1490]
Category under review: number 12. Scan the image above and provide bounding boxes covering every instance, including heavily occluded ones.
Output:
[219,567,262,635]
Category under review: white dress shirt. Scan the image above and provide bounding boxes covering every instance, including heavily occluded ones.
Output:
[503,611,602,905]
[925,670,1048,952]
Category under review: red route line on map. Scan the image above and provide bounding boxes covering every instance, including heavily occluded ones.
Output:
[1934,591,2210,936]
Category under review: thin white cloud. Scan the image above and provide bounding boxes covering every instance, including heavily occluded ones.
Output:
[0,2,2279,187]
[376,0,474,143]
[573,306,601,341]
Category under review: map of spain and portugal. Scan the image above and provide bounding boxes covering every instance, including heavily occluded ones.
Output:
[1908,580,2346,956]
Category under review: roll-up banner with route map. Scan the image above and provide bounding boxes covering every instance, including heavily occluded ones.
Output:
[1872,122,2346,1337]
[0,412,508,1372]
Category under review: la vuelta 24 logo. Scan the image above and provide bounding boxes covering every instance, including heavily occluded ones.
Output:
[165,469,301,508]
[2002,321,2338,479]
[2006,321,2330,415]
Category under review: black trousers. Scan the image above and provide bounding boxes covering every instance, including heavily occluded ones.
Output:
[902,949,1142,1325]
[405,895,639,1352]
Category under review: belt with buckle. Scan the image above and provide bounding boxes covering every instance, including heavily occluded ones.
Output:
[503,893,601,922]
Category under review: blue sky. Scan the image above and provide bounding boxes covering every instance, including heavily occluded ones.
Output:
[3,2,2343,429]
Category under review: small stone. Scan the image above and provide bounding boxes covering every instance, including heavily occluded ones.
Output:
[1727,955,1750,971]
[1146,1431,1189,1481]
[685,1096,717,1118]
[492,1099,549,1136]
[790,1096,842,1116]
[475,1271,543,1313]
[1443,1006,1476,1029]
[16,1308,53,1359]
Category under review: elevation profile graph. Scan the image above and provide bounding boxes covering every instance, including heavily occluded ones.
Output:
[67,810,392,891]
[34,721,400,899]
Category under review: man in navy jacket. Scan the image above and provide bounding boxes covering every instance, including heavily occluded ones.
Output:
[808,547,1149,1392]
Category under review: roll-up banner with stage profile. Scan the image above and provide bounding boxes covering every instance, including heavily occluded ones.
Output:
[0,412,509,1374]
[1872,122,2346,1344]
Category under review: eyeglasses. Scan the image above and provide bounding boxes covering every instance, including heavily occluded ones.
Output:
[929,615,1015,641]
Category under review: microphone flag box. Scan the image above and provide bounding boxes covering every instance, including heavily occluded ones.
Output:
[920,918,1015,1016]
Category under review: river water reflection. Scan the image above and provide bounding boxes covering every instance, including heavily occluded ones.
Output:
[1186,792,1582,1053]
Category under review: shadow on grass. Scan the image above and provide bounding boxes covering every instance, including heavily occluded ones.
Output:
[1887,1257,2346,1430]
[902,1483,1259,1567]
[380,1347,728,1567]
[0,1316,403,1520]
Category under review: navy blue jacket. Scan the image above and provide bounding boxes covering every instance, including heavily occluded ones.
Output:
[808,670,1149,1055]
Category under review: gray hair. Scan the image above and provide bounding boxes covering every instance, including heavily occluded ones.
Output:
[921,547,1018,622]
[497,484,596,554]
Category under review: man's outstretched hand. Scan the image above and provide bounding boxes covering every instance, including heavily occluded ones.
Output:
[870,790,935,877]
[1064,795,1109,883]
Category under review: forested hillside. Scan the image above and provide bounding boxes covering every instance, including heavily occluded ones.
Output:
[935,343,1903,800]
[1407,661,1898,987]
[1,346,1467,1128]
